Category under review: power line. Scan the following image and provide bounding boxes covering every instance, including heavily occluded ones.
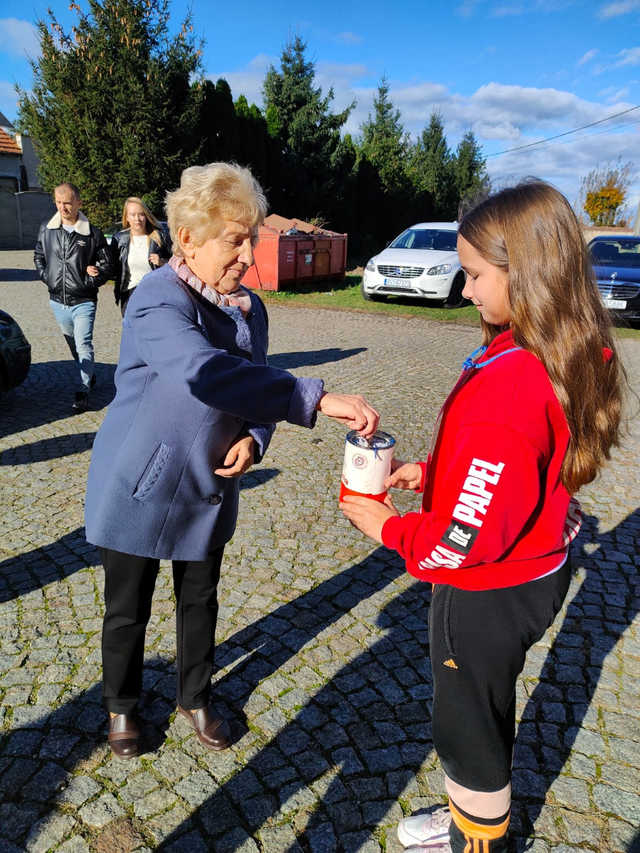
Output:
[486,104,640,158]
[536,116,640,148]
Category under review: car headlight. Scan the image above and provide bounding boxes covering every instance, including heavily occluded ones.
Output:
[365,258,376,272]
[427,264,452,276]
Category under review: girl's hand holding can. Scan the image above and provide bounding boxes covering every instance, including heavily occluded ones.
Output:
[385,459,423,491]
[340,493,399,543]
[316,392,380,438]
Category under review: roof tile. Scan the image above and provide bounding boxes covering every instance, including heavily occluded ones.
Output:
[0,128,22,155]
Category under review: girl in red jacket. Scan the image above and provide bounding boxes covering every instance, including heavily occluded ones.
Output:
[341,180,624,853]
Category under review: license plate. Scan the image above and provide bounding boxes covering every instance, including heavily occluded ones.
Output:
[384,277,412,289]
[603,298,626,310]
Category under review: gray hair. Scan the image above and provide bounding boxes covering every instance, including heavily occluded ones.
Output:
[165,162,267,253]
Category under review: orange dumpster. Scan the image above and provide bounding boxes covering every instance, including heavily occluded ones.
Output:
[242,214,347,291]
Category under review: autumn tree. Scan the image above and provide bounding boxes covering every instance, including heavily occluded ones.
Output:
[579,161,633,226]
[18,0,202,226]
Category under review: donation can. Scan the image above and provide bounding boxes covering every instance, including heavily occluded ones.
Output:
[339,430,396,503]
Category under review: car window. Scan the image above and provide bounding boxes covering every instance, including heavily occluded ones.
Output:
[389,229,457,251]
[590,239,640,267]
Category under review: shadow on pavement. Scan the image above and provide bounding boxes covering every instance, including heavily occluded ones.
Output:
[3,512,637,850]
[0,682,106,847]
[0,528,99,604]
[158,548,432,851]
[239,468,280,490]
[159,509,640,852]
[1,548,415,851]
[0,361,116,438]
[0,432,95,465]
[0,658,178,850]
[269,347,366,369]
[512,508,640,851]
[0,469,280,602]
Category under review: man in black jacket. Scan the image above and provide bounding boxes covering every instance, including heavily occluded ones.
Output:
[34,183,111,413]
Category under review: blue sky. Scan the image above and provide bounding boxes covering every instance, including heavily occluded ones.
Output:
[0,0,638,214]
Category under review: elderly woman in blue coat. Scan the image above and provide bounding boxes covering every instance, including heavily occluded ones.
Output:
[85,162,379,759]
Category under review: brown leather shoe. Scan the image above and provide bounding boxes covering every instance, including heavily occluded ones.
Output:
[107,713,140,759]
[177,705,231,750]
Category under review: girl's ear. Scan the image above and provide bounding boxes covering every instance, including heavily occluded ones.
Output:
[177,226,196,259]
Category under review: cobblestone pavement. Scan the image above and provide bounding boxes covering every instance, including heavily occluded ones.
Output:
[1,249,639,853]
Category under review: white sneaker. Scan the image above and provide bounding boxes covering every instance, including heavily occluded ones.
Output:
[397,805,452,849]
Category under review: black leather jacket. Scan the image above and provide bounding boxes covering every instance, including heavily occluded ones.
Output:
[111,227,172,305]
[34,214,110,305]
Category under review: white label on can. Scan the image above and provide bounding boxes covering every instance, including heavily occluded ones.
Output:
[342,440,394,495]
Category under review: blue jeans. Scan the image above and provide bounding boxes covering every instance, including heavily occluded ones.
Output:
[49,300,96,391]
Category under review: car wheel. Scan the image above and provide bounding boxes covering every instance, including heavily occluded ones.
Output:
[360,281,384,302]
[444,272,467,308]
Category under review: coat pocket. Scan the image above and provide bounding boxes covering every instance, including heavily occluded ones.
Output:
[132,442,173,502]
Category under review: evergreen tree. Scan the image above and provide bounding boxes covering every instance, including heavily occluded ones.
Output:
[453,130,491,215]
[408,111,456,219]
[233,95,270,184]
[359,77,409,196]
[17,0,202,226]
[263,36,354,218]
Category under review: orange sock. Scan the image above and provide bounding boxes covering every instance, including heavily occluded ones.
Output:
[448,799,510,853]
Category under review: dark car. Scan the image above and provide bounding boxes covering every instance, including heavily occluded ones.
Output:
[0,310,31,392]
[589,235,640,324]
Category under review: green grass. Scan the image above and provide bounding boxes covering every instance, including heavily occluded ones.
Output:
[255,271,640,338]
[257,271,481,325]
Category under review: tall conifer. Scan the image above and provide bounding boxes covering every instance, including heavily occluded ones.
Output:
[18,0,202,225]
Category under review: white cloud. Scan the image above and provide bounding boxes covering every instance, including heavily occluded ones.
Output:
[206,54,275,106]
[203,57,640,204]
[0,80,20,120]
[456,0,481,17]
[616,47,640,66]
[487,129,640,207]
[491,4,526,16]
[315,62,370,116]
[598,0,640,17]
[599,85,631,101]
[0,18,39,58]
[577,49,598,66]
[334,31,363,45]
[461,0,578,15]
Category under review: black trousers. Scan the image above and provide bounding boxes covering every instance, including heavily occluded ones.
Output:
[100,546,224,714]
[119,288,134,317]
[429,559,572,793]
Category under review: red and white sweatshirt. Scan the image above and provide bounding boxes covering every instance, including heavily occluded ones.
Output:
[381,329,581,591]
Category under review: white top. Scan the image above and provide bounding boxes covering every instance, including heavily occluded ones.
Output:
[127,235,151,290]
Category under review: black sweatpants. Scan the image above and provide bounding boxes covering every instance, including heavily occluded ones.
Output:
[101,546,224,714]
[429,560,572,793]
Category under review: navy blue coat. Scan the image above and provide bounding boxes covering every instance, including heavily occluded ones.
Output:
[85,265,323,560]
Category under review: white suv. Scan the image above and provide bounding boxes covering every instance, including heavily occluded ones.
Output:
[361,222,466,307]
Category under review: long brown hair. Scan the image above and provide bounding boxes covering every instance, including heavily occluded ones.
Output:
[458,179,624,493]
[122,196,162,245]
